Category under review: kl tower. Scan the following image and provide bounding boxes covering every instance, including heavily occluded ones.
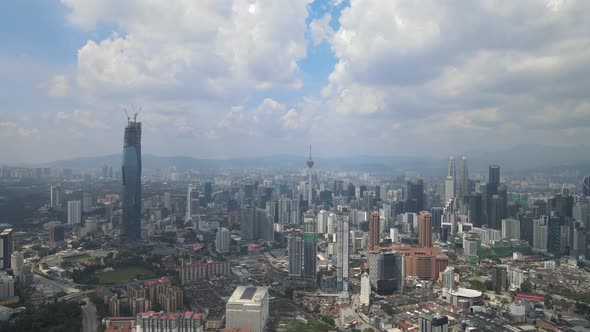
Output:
[307,145,314,207]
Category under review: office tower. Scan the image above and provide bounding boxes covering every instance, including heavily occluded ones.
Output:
[572,221,586,258]
[489,165,500,184]
[573,200,590,229]
[501,218,520,240]
[491,265,508,292]
[463,235,478,257]
[360,272,370,306]
[489,195,503,230]
[442,266,455,292]
[288,233,303,276]
[50,186,61,207]
[186,184,199,221]
[336,216,349,292]
[405,180,425,213]
[122,115,142,241]
[418,211,432,248]
[82,191,92,212]
[420,314,449,332]
[459,156,469,198]
[466,193,483,227]
[0,229,13,270]
[240,206,255,241]
[520,215,534,246]
[306,145,315,205]
[10,251,23,281]
[533,216,549,252]
[226,286,269,332]
[67,200,82,225]
[203,182,213,203]
[369,251,404,295]
[445,157,456,203]
[49,224,65,248]
[548,216,562,257]
[317,209,328,234]
[216,227,230,254]
[369,211,380,252]
[430,207,443,231]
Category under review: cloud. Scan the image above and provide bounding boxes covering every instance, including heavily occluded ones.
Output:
[47,74,69,97]
[55,109,109,129]
[0,122,40,137]
[63,0,311,101]
[309,14,334,45]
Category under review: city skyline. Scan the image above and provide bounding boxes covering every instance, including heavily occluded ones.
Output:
[2,1,590,163]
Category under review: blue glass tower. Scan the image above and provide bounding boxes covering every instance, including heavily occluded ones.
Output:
[122,116,142,241]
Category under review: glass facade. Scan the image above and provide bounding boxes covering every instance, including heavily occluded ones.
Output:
[122,120,142,241]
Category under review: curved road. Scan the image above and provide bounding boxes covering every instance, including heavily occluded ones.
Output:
[81,298,98,332]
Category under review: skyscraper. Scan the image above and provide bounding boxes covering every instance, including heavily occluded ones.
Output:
[306,145,314,205]
[67,200,82,225]
[444,157,456,203]
[303,217,317,282]
[368,251,404,295]
[122,115,142,241]
[288,232,303,277]
[336,215,349,292]
[418,211,432,248]
[419,314,449,332]
[583,176,590,197]
[49,224,65,248]
[460,156,469,198]
[186,184,199,221]
[50,186,61,207]
[368,211,380,252]
[82,191,93,212]
[489,165,500,185]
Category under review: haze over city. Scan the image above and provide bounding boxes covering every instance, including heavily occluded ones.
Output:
[3,0,590,163]
[2,1,590,332]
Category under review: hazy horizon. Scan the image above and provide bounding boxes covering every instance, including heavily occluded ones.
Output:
[3,1,590,163]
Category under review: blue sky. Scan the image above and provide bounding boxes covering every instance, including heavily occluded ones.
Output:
[2,0,590,163]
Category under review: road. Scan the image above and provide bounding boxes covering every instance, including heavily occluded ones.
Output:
[34,273,80,294]
[81,298,98,332]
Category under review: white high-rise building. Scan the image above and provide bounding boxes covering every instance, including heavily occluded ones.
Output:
[336,215,349,292]
[442,266,455,292]
[226,286,269,332]
[50,186,61,207]
[327,212,336,236]
[502,218,521,240]
[216,227,230,254]
[360,272,370,306]
[317,210,328,234]
[390,228,400,244]
[533,216,549,252]
[67,200,82,225]
[10,251,23,281]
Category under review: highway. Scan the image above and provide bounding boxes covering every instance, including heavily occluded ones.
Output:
[81,298,98,332]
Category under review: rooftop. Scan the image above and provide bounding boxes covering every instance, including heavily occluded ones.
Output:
[228,286,269,304]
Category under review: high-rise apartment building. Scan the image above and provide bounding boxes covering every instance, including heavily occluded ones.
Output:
[82,191,93,212]
[501,218,520,240]
[303,216,317,282]
[418,211,432,248]
[67,200,82,225]
[49,224,65,248]
[122,116,142,241]
[360,272,370,306]
[288,232,303,277]
[10,251,23,281]
[50,186,61,207]
[442,266,455,292]
[216,227,230,254]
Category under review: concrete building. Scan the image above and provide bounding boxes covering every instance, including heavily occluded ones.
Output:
[360,272,370,306]
[463,235,478,257]
[49,224,65,248]
[216,227,230,254]
[0,229,13,270]
[82,191,93,212]
[67,200,82,225]
[226,286,269,332]
[502,218,520,240]
[388,246,448,281]
[533,216,549,252]
[287,232,303,277]
[336,216,349,292]
[368,211,380,252]
[0,272,14,300]
[50,186,62,207]
[442,266,455,292]
[179,260,231,285]
[136,311,203,332]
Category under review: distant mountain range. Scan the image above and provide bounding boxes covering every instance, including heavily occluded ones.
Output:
[37,144,590,176]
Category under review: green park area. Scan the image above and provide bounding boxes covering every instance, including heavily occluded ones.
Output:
[65,255,93,264]
[95,266,155,284]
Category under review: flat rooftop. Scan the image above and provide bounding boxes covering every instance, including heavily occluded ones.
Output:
[228,286,269,304]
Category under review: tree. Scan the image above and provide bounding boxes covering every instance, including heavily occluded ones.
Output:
[520,280,533,293]
[381,304,394,315]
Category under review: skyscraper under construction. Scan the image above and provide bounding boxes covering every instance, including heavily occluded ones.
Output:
[122,115,142,241]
